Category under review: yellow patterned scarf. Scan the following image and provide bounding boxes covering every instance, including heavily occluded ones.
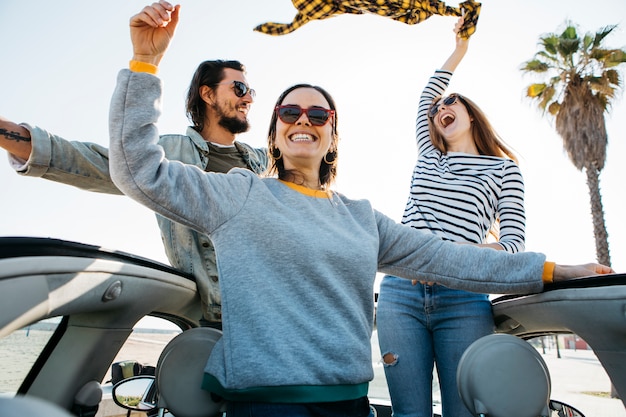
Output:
[254,0,481,39]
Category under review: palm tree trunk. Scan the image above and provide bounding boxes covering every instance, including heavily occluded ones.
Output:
[585,164,611,267]
[554,335,561,359]
[585,164,618,398]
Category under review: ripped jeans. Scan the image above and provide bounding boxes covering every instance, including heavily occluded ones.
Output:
[376,276,494,417]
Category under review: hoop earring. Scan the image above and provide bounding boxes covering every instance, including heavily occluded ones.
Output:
[271,147,282,160]
[323,150,336,164]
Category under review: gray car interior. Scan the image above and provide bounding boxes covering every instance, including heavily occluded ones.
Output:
[1,237,625,416]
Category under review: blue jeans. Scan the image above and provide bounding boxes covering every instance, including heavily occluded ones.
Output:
[376,276,494,417]
[226,396,374,417]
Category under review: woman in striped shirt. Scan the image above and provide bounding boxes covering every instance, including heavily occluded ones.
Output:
[376,18,525,417]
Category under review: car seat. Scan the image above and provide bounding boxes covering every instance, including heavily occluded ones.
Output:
[155,327,225,417]
[456,333,551,417]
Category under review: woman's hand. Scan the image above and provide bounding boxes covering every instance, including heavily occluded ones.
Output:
[129,0,180,66]
[553,263,615,282]
[441,16,469,72]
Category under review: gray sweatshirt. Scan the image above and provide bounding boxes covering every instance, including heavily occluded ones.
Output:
[109,69,545,403]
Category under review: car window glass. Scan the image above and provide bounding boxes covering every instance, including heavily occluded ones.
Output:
[369,328,390,400]
[102,316,182,386]
[527,334,625,417]
[0,317,62,394]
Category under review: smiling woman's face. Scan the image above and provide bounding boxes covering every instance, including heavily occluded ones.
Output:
[274,87,335,170]
[431,95,472,138]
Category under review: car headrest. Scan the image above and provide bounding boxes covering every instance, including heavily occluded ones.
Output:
[0,395,74,417]
[456,333,551,417]
[156,327,224,417]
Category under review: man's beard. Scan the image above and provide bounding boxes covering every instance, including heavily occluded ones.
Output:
[214,102,250,134]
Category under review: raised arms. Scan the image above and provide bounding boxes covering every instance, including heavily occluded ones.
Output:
[0,117,32,161]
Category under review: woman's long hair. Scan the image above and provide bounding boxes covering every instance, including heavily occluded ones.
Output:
[428,94,518,163]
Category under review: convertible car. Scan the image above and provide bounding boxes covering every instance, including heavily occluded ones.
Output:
[0,236,624,417]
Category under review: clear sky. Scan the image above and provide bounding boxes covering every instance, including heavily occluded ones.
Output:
[1,0,625,275]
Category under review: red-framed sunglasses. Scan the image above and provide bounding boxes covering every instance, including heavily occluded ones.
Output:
[275,105,335,127]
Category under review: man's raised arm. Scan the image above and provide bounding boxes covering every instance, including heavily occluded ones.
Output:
[0,116,32,161]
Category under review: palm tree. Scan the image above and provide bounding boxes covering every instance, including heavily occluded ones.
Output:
[520,22,626,267]
[521,22,626,399]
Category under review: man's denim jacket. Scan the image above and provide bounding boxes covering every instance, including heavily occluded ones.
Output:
[12,124,268,324]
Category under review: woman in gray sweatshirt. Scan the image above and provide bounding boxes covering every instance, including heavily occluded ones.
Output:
[108,2,613,416]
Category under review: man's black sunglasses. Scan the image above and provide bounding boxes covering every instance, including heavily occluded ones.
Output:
[217,80,256,98]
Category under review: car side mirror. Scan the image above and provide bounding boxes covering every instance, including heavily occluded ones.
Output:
[112,375,157,412]
[550,399,585,417]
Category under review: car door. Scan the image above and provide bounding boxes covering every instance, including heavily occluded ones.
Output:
[492,274,626,416]
[0,236,203,416]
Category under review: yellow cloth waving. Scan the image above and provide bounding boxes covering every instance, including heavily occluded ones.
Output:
[254,0,481,39]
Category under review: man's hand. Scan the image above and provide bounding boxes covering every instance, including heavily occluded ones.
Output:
[130,0,180,66]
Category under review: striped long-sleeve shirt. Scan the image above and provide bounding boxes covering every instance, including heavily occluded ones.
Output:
[401,69,525,253]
